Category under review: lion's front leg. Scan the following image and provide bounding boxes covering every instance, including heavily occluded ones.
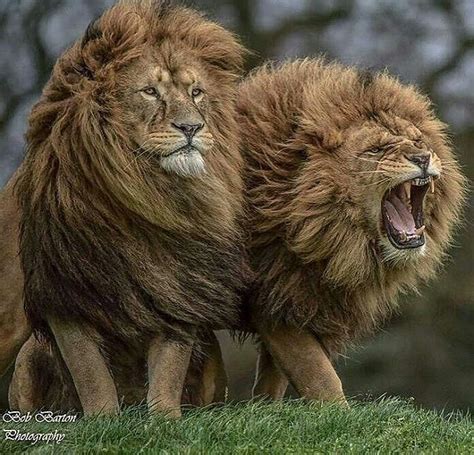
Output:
[252,342,288,400]
[257,323,347,405]
[48,318,119,416]
[147,333,194,418]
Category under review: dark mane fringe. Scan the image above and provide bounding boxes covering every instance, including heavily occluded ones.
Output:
[14,0,250,347]
[238,59,466,354]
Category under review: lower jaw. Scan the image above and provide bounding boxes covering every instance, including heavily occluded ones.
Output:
[378,237,426,266]
[160,149,206,177]
[384,225,426,250]
[386,236,425,250]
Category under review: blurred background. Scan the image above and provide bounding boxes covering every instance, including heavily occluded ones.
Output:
[0,0,472,412]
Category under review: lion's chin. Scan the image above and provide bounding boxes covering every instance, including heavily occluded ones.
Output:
[160,147,206,178]
[380,235,427,265]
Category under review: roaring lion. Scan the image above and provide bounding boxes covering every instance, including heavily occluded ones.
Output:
[2,0,249,416]
[237,59,466,402]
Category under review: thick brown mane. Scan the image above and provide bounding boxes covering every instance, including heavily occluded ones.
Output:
[238,59,466,354]
[14,0,249,347]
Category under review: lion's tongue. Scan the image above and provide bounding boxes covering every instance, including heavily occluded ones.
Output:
[384,193,416,234]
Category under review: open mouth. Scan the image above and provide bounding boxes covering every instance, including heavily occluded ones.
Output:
[381,176,435,249]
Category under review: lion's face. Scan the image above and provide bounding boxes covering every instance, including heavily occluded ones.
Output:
[117,50,215,178]
[347,118,443,262]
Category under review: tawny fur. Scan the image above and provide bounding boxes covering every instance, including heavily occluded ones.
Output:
[16,0,248,344]
[5,0,249,409]
[238,59,466,355]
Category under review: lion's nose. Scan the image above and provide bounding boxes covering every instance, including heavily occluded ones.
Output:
[172,122,204,141]
[406,153,431,174]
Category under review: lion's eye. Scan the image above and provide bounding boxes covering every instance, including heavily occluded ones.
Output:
[143,87,159,97]
[191,88,203,98]
[368,146,384,155]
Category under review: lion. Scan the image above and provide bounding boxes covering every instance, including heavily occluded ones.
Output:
[236,59,466,402]
[1,0,249,417]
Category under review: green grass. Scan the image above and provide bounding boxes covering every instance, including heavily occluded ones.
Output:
[0,398,472,454]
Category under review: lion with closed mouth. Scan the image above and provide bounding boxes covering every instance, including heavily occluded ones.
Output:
[236,59,466,402]
[3,0,249,417]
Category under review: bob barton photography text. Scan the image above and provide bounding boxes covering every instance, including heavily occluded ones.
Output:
[2,411,77,423]
[2,411,78,445]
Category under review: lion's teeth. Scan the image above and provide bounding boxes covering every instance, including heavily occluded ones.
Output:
[412,177,430,186]
[430,178,435,193]
[400,232,407,242]
[415,225,426,236]
[403,181,411,202]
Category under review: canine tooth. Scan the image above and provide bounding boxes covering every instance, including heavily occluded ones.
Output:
[415,225,426,236]
[400,232,407,242]
[430,178,435,193]
[403,181,411,202]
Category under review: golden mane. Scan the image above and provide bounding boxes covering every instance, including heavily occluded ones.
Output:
[238,59,466,353]
[18,0,246,234]
[14,0,250,344]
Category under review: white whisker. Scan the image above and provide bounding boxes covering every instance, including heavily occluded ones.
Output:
[124,140,157,171]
